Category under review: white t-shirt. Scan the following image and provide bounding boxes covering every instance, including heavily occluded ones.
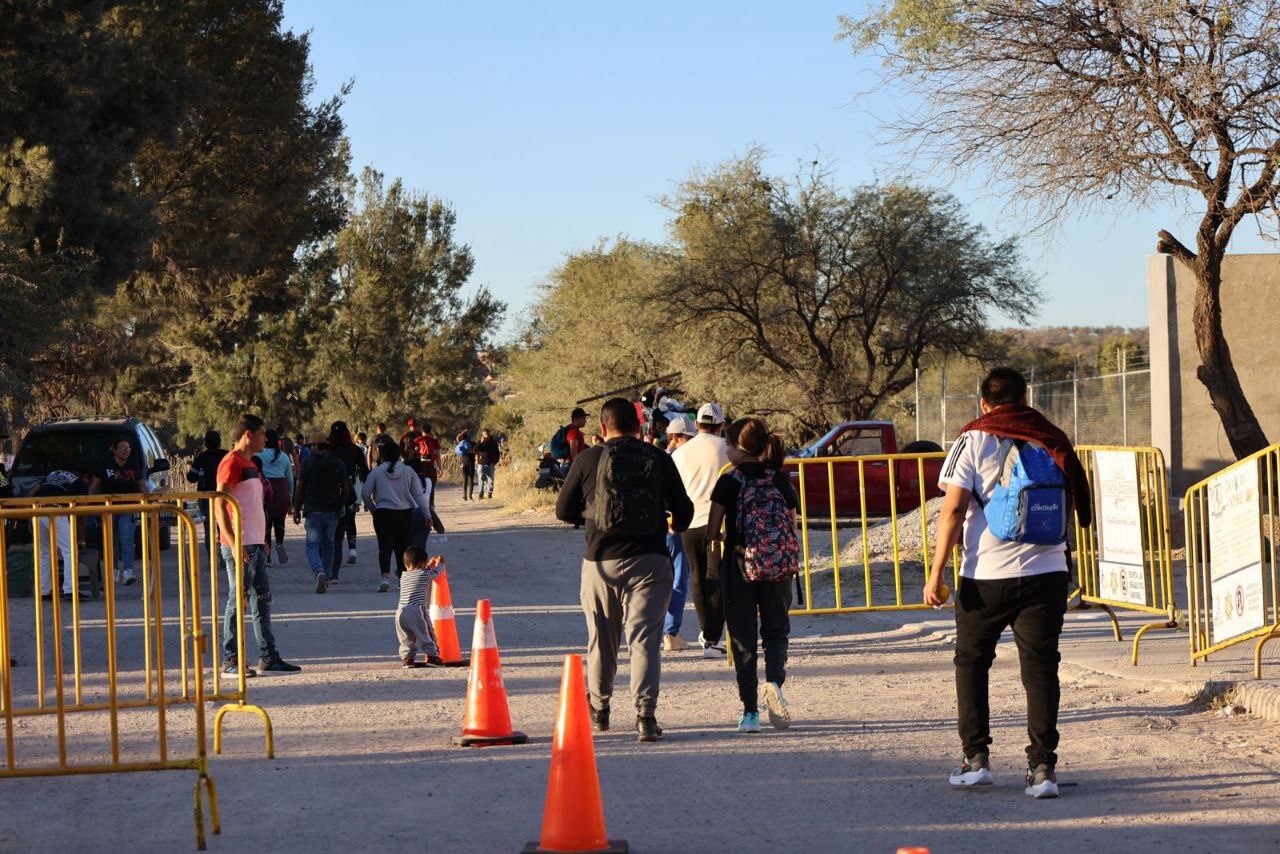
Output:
[938,429,1067,580]
[672,432,729,529]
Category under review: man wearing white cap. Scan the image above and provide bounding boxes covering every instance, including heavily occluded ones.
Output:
[662,415,697,651]
[672,402,729,657]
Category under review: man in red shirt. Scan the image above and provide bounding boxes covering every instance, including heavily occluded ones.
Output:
[216,413,301,677]
[566,408,588,461]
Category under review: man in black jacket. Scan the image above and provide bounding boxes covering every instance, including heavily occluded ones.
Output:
[186,430,227,547]
[555,398,694,742]
[294,433,350,594]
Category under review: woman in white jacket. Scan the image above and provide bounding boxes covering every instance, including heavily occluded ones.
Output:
[361,438,430,591]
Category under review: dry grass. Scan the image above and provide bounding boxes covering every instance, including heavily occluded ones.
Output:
[489,461,558,515]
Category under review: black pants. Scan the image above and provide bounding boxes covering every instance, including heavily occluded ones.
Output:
[954,572,1068,769]
[462,463,476,499]
[331,505,357,577]
[681,526,723,645]
[723,566,792,713]
[269,516,286,548]
[372,508,413,577]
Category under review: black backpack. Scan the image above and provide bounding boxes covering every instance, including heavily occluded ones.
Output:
[310,454,348,505]
[591,440,665,536]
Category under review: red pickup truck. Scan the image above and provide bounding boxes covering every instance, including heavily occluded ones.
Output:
[783,421,944,518]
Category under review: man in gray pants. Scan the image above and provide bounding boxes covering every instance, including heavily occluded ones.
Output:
[556,397,694,742]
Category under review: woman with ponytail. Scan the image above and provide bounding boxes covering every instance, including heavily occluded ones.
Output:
[706,418,800,734]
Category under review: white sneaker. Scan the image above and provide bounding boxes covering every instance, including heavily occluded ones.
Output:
[699,633,726,657]
[763,681,791,730]
[1025,764,1059,799]
[122,570,137,586]
[113,570,123,585]
[949,753,994,787]
[346,548,356,565]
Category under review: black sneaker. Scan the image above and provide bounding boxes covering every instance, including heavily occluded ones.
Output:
[1025,763,1059,799]
[257,656,302,674]
[424,654,446,668]
[315,574,328,594]
[401,656,425,669]
[223,662,257,678]
[635,715,662,742]
[590,705,610,732]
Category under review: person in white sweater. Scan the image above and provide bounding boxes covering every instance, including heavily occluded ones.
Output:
[362,438,431,591]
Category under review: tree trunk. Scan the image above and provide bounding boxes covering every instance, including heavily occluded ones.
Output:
[1189,255,1270,459]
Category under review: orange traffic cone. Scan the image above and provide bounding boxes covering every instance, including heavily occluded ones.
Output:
[522,654,627,853]
[430,564,469,668]
[452,598,527,747]
[897,849,930,854]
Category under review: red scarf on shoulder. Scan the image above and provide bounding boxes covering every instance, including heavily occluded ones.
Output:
[959,404,1093,528]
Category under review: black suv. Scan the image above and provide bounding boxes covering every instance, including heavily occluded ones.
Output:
[9,416,174,548]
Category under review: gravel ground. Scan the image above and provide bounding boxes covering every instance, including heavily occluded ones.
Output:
[3,485,1280,853]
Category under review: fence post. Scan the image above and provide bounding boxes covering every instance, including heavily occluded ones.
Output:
[939,360,948,445]
[1073,373,1080,444]
[915,368,921,442]
[1121,346,1129,445]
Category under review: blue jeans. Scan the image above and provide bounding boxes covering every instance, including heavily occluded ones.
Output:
[114,513,136,573]
[479,464,496,497]
[304,512,338,579]
[664,532,690,636]
[220,544,277,664]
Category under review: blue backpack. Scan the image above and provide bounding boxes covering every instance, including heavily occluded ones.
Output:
[978,440,1071,545]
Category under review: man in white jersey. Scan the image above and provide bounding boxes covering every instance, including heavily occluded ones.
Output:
[672,402,730,657]
[925,368,1091,800]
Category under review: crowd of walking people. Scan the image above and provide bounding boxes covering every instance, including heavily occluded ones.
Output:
[9,365,1090,799]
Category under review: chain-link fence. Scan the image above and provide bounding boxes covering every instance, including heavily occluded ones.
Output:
[907,351,1151,448]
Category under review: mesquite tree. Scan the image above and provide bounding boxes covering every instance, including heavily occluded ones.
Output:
[842,0,1280,457]
[661,154,1035,435]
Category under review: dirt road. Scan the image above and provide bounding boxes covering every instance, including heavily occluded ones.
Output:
[3,484,1279,853]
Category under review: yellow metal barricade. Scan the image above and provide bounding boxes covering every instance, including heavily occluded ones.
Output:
[788,452,958,616]
[1,491,274,757]
[1071,446,1179,665]
[0,502,219,848]
[1184,443,1280,679]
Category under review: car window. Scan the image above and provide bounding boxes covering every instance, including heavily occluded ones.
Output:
[13,429,139,479]
[826,430,884,458]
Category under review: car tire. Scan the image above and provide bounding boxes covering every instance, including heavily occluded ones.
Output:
[900,440,943,454]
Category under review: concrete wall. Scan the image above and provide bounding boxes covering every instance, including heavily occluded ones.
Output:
[1149,253,1280,494]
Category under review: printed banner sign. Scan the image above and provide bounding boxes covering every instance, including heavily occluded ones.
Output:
[1093,450,1147,605]
[1207,462,1266,645]
[1099,559,1147,606]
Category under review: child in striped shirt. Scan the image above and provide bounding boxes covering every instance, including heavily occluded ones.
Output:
[397,546,446,668]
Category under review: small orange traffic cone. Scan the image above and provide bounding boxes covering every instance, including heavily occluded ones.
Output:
[452,599,527,747]
[430,564,468,668]
[897,848,930,854]
[522,654,627,853]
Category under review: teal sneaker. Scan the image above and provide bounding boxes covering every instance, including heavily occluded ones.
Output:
[737,712,761,733]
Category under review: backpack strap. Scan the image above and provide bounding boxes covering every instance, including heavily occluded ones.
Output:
[971,438,1025,508]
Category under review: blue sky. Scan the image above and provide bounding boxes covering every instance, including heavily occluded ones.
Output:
[282,1,1270,335]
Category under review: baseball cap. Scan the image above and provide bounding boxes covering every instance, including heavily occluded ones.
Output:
[665,415,696,437]
[696,403,724,425]
[571,407,588,420]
